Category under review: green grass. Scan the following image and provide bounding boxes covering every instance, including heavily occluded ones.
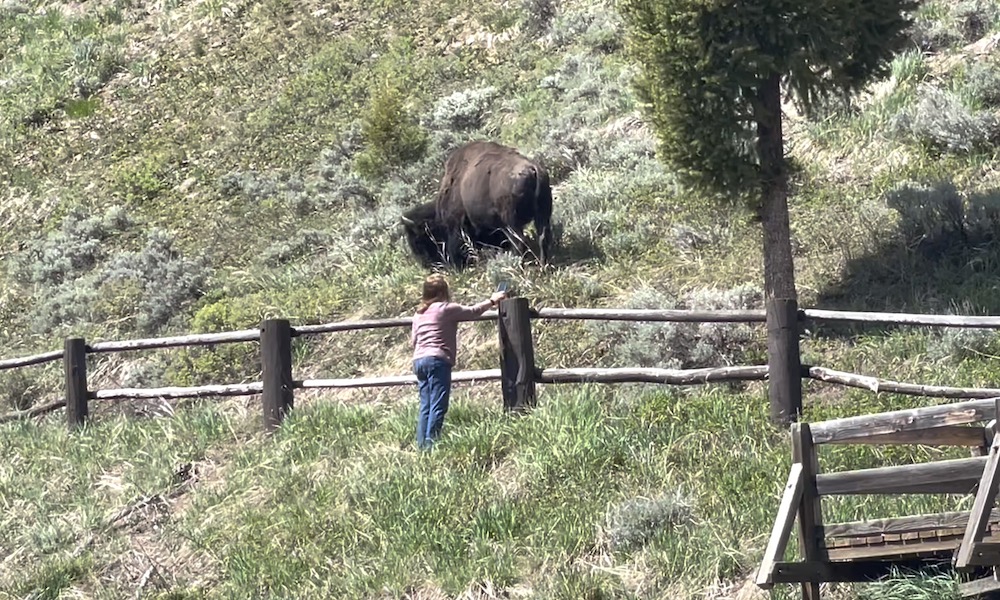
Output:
[1,380,984,598]
[3,0,1000,596]
[1,385,792,598]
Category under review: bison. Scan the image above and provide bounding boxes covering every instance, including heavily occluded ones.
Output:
[401,141,553,269]
[401,200,509,269]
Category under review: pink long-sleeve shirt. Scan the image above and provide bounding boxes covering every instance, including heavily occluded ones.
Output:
[411,300,493,366]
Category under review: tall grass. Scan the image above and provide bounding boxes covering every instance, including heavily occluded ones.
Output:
[2,0,1000,597]
[0,385,785,598]
[2,382,977,598]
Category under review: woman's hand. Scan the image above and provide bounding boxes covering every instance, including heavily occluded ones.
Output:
[489,291,507,306]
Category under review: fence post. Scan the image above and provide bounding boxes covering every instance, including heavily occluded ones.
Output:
[767,298,802,425]
[791,423,824,600]
[497,297,537,412]
[261,319,294,432]
[64,337,88,430]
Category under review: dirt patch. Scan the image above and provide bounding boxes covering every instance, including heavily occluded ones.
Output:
[98,459,222,594]
[490,456,526,500]
[100,526,220,596]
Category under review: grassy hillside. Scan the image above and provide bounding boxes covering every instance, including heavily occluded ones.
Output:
[2,0,1000,597]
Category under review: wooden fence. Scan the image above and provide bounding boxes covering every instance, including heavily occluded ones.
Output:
[5,298,1000,431]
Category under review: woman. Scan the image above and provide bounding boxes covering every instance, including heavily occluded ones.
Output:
[411,274,507,450]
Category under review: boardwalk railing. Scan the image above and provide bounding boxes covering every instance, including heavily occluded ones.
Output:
[757,399,1000,599]
[4,299,1000,431]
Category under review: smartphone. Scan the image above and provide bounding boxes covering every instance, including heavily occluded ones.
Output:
[496,281,510,293]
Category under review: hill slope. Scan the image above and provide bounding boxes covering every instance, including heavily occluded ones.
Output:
[2,0,1000,598]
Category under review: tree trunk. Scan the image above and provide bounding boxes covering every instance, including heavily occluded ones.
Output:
[756,73,802,425]
[756,73,796,302]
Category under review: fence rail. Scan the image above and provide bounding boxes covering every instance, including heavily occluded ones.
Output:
[298,369,502,390]
[537,366,769,384]
[93,383,265,401]
[293,313,497,336]
[6,302,1000,431]
[532,307,766,322]
[804,367,1000,399]
[89,329,261,353]
[801,309,1000,328]
[0,350,64,371]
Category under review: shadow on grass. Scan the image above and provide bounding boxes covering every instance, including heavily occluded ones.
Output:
[812,181,1000,338]
[549,222,604,266]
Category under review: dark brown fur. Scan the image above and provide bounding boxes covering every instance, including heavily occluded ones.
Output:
[433,141,553,267]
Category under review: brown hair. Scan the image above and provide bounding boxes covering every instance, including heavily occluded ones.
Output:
[417,273,451,313]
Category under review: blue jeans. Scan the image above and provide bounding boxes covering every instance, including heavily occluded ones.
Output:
[414,356,452,450]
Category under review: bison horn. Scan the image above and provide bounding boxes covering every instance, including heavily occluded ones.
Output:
[400,215,416,226]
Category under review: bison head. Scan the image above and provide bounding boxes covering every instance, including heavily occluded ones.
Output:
[401,201,522,270]
[401,202,452,268]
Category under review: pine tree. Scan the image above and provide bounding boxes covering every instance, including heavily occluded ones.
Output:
[620,0,916,422]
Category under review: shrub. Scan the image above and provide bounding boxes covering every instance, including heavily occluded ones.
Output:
[556,168,616,213]
[14,211,207,334]
[886,182,1000,254]
[952,0,1000,43]
[549,1,622,53]
[927,327,1000,363]
[886,181,966,247]
[598,492,695,552]
[965,190,1000,236]
[669,224,714,255]
[262,230,335,266]
[521,0,557,36]
[112,155,170,206]
[891,85,997,153]
[354,83,429,180]
[521,53,640,181]
[101,229,210,332]
[66,35,124,98]
[430,87,498,131]
[591,116,657,171]
[117,356,170,390]
[0,1,30,16]
[341,202,409,255]
[378,178,422,208]
[166,345,258,387]
[26,275,103,335]
[579,7,622,54]
[165,297,262,387]
[217,170,279,202]
[374,129,477,211]
[14,206,133,287]
[532,124,598,183]
[301,125,379,211]
[688,288,767,364]
[0,370,42,411]
[586,285,765,369]
[555,160,675,258]
[909,17,959,53]
[963,59,1000,108]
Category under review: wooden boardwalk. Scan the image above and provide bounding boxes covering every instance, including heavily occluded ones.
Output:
[757,399,1000,599]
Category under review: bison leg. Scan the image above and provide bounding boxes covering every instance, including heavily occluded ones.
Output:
[502,226,539,263]
[533,166,554,266]
[534,200,553,267]
[537,219,553,266]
